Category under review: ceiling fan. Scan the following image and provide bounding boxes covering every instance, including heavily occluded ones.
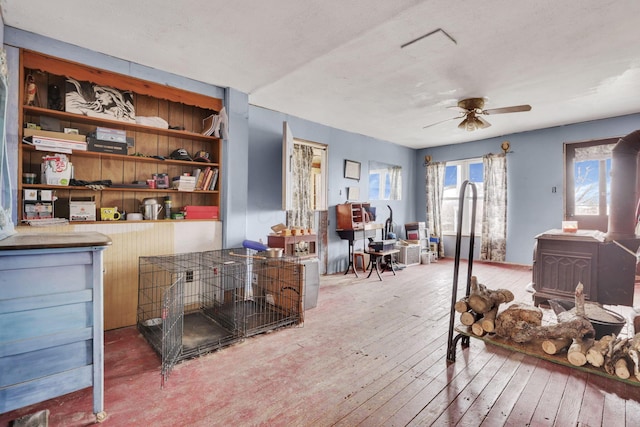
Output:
[424,97,532,132]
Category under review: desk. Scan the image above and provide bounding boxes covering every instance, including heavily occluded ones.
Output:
[337,225,382,277]
[367,249,400,281]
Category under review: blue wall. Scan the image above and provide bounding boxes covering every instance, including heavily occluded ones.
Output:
[417,114,640,265]
[247,105,417,274]
[5,26,640,272]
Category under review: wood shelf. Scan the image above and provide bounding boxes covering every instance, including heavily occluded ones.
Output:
[22,143,220,167]
[21,184,218,194]
[23,105,221,143]
[18,49,223,223]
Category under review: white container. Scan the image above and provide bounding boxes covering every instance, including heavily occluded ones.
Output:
[70,196,96,221]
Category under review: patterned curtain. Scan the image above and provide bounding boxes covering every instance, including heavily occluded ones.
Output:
[389,165,402,200]
[286,144,314,229]
[426,162,445,258]
[480,153,507,261]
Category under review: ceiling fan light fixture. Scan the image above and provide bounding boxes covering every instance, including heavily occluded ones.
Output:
[458,112,489,131]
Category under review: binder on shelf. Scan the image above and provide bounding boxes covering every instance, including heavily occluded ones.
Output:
[193,168,203,190]
[209,167,219,190]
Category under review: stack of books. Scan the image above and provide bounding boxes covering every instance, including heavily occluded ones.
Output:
[193,167,219,191]
[171,175,197,192]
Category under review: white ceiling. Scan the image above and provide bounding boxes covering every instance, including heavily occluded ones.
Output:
[3,0,640,149]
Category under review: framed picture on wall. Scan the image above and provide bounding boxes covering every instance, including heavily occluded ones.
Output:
[347,186,360,201]
[344,160,361,180]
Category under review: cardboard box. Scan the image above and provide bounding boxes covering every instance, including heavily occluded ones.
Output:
[183,205,219,220]
[96,127,127,143]
[70,196,96,221]
[23,128,87,142]
[87,137,128,155]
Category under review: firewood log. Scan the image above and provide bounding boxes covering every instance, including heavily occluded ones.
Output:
[634,315,640,335]
[509,283,595,343]
[455,298,470,313]
[567,338,594,366]
[495,303,543,341]
[481,307,499,333]
[541,338,572,355]
[467,276,514,314]
[628,333,640,381]
[511,316,594,344]
[460,311,480,326]
[604,337,629,376]
[471,321,485,337]
[629,349,640,381]
[586,334,616,368]
[615,358,630,379]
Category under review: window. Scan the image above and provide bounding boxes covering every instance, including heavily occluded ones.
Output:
[368,161,402,200]
[441,158,484,235]
[564,138,616,232]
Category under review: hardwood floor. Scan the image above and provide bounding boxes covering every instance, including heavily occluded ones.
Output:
[2,259,639,426]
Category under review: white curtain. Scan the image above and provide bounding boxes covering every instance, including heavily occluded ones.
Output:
[286,144,314,229]
[480,153,507,261]
[389,165,402,200]
[426,162,445,258]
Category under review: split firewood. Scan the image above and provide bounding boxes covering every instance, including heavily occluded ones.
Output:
[467,276,514,314]
[615,358,630,379]
[567,338,594,366]
[604,337,630,377]
[460,311,481,326]
[629,350,639,381]
[454,298,470,313]
[586,334,616,368]
[495,303,543,341]
[471,321,485,337]
[481,307,499,333]
[541,338,572,355]
[508,283,595,343]
[628,333,640,381]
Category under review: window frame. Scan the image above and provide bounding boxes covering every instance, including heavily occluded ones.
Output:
[441,158,484,236]
[563,137,617,232]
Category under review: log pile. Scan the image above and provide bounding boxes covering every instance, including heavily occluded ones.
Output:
[455,278,639,383]
[454,276,514,337]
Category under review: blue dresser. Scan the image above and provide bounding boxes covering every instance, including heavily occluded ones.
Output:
[0,232,111,420]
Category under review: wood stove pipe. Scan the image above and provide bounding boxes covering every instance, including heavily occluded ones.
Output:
[606,129,640,240]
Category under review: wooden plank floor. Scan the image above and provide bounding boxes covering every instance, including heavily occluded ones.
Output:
[2,259,640,426]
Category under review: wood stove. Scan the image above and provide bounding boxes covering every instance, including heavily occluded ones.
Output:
[533,129,640,307]
[531,229,639,306]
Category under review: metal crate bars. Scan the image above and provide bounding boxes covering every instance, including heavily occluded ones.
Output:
[137,249,305,384]
[137,251,245,383]
[201,249,304,336]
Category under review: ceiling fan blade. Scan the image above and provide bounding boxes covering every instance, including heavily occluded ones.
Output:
[482,104,531,115]
[477,115,491,129]
[423,115,464,129]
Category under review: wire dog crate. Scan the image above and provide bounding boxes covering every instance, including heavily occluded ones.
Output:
[137,249,304,384]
